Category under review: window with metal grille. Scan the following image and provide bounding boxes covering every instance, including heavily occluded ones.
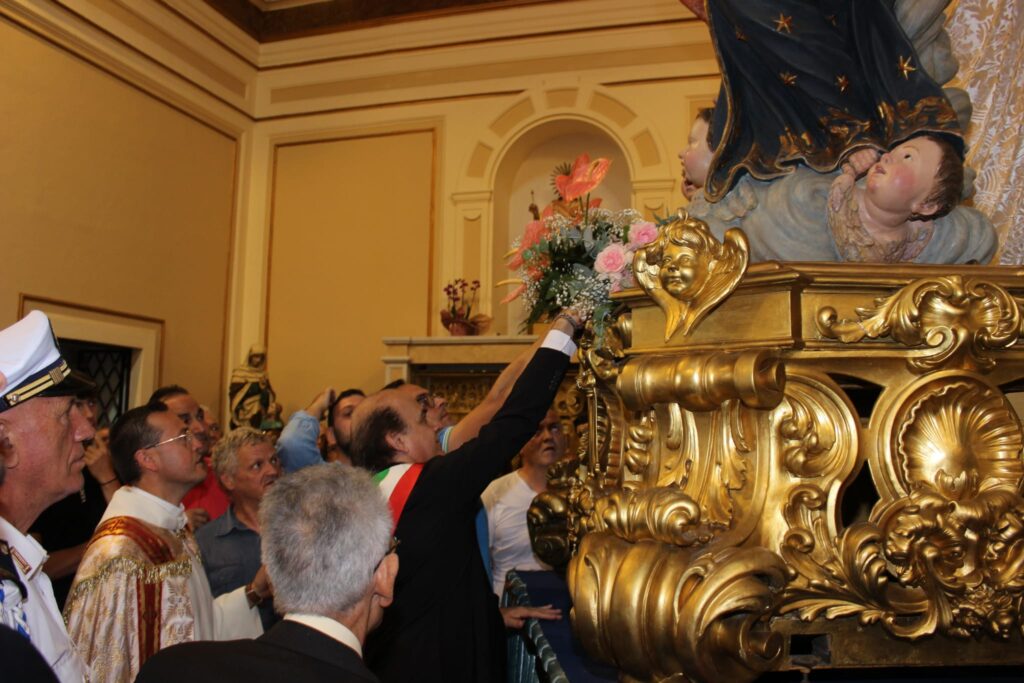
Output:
[59,338,132,427]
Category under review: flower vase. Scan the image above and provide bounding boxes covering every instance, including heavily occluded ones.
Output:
[447,319,475,336]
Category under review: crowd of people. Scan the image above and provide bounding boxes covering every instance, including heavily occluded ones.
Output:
[0,308,586,682]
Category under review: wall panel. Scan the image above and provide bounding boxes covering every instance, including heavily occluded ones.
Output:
[0,18,237,413]
[266,130,434,414]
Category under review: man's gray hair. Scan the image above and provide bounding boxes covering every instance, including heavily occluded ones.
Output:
[260,462,392,615]
[211,427,271,480]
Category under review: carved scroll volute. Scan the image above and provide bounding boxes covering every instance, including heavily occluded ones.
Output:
[817,276,1023,373]
[569,533,785,683]
[774,371,860,482]
[634,211,749,342]
[617,349,785,412]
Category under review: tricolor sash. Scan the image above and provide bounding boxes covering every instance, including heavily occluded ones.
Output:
[373,463,423,529]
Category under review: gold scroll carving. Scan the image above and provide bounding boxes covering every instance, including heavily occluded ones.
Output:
[529,216,1024,682]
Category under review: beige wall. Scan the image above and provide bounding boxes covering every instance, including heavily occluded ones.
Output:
[2,0,718,419]
[266,130,434,414]
[0,18,238,413]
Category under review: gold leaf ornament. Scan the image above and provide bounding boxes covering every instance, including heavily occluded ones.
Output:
[817,276,1022,372]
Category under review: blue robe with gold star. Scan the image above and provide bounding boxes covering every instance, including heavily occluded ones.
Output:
[702,0,962,201]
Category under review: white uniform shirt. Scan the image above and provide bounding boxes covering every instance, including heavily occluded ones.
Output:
[0,516,88,682]
[481,471,551,595]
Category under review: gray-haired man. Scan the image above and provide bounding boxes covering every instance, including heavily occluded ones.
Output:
[137,463,397,683]
[0,311,95,682]
[196,427,282,630]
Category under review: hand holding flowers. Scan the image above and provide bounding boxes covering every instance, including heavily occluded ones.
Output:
[501,153,659,335]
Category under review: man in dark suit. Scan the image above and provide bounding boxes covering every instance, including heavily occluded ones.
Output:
[351,312,582,683]
[136,462,397,683]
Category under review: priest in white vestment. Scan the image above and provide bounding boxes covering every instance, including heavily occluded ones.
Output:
[65,401,267,683]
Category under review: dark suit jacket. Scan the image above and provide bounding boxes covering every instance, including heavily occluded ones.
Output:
[136,620,377,683]
[365,346,571,683]
[0,624,59,683]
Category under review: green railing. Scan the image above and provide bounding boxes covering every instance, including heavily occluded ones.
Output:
[502,571,569,683]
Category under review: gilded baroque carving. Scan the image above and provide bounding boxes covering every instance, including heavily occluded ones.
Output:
[530,256,1024,680]
[777,374,859,479]
[697,406,750,528]
[617,350,785,412]
[569,533,785,683]
[590,487,708,547]
[779,377,1024,642]
[817,276,1023,372]
[623,410,655,477]
[634,211,749,341]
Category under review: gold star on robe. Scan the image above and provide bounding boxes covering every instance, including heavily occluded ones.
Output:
[780,71,797,87]
[735,27,748,41]
[898,55,916,80]
[836,74,849,93]
[774,13,793,33]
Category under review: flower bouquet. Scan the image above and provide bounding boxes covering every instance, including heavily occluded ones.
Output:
[441,278,491,336]
[501,153,659,336]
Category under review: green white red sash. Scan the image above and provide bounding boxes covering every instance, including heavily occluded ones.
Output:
[372,463,423,529]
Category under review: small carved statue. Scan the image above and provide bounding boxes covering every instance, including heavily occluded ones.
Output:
[634,212,749,341]
[228,344,281,430]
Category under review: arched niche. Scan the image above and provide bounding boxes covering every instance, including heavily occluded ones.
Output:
[490,119,632,335]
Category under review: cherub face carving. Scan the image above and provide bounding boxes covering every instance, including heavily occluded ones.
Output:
[659,241,710,300]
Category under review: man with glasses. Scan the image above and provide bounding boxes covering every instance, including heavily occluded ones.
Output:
[65,402,267,683]
[149,385,227,530]
[196,427,282,631]
[137,463,397,683]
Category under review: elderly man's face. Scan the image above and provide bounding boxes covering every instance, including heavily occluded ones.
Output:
[162,393,211,457]
[1,396,94,508]
[520,410,566,470]
[226,441,281,505]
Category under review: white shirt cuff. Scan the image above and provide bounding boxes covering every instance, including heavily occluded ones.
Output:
[541,329,576,357]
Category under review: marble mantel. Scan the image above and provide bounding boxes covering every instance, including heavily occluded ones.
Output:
[381,334,579,424]
[381,335,538,384]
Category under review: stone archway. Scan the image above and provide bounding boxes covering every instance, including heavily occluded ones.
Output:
[450,85,677,333]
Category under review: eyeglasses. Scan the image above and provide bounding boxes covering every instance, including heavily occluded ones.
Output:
[143,431,193,450]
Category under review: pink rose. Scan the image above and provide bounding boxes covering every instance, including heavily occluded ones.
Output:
[628,221,658,248]
[594,243,629,275]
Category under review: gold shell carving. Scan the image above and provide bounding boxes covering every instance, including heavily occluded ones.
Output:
[816,276,1022,373]
[894,380,1023,499]
[779,376,1024,641]
[634,211,749,341]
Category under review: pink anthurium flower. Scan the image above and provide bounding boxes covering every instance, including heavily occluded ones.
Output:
[556,153,612,202]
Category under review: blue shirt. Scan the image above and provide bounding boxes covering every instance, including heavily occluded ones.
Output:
[276,411,323,473]
[195,506,277,630]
